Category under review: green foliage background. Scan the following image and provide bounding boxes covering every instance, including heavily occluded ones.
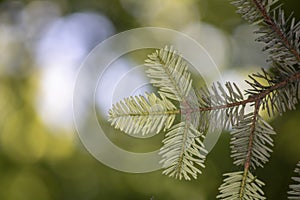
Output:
[0,0,299,199]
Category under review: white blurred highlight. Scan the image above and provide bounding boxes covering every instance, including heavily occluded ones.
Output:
[22,1,115,130]
[182,23,230,70]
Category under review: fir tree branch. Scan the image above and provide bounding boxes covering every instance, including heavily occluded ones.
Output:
[232,0,300,66]
[159,120,206,180]
[217,170,265,199]
[106,0,300,197]
[217,1,300,199]
[196,82,245,130]
[145,46,206,180]
[145,46,194,102]
[251,0,300,62]
[217,87,275,199]
[230,101,275,169]
[108,92,179,135]
[197,70,300,116]
[244,101,259,171]
[288,162,300,199]
[217,102,270,200]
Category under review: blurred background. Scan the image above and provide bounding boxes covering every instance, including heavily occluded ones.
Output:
[0,0,300,199]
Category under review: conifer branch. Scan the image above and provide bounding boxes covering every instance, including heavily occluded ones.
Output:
[217,170,265,199]
[145,46,194,102]
[218,101,275,199]
[246,67,300,115]
[252,0,300,63]
[195,69,300,128]
[232,0,300,66]
[108,92,178,135]
[230,102,276,169]
[196,82,245,131]
[159,120,206,180]
[288,162,300,199]
[216,1,300,199]
[144,46,207,179]
[109,44,300,186]
[106,0,300,198]
[109,46,206,180]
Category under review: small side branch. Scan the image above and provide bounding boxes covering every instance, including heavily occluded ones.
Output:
[197,71,300,113]
[252,0,300,62]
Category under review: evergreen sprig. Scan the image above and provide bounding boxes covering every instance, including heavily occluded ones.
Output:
[246,65,300,116]
[159,121,206,180]
[145,46,194,102]
[217,170,265,200]
[288,162,300,199]
[196,81,245,131]
[217,0,300,199]
[230,113,276,169]
[232,0,300,66]
[108,0,300,198]
[109,46,207,179]
[108,92,178,135]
